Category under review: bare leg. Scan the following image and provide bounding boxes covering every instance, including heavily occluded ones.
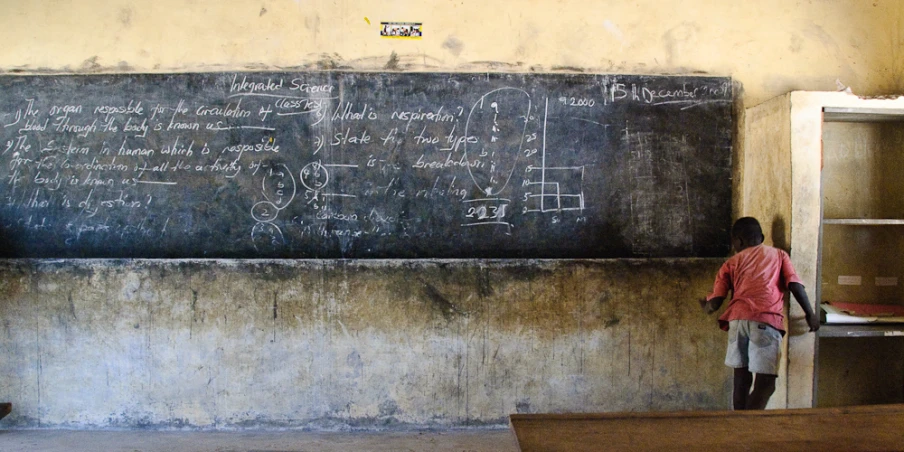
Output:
[746,374,777,410]
[733,367,753,410]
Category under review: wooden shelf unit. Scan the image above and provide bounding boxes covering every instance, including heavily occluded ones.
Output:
[743,92,904,409]
[822,219,904,225]
[819,324,904,338]
[816,99,904,407]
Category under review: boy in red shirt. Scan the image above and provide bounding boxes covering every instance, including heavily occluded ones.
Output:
[700,217,820,410]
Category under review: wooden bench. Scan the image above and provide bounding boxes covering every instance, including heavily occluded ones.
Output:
[510,404,904,451]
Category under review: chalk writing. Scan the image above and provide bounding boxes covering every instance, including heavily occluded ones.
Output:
[0,72,732,258]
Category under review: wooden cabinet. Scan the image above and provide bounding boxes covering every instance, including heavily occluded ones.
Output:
[743,92,904,408]
[815,107,904,407]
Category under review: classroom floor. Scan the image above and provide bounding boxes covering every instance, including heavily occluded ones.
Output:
[0,429,520,452]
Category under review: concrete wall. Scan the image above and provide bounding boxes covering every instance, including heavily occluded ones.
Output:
[0,0,902,429]
[739,93,794,407]
[0,259,724,429]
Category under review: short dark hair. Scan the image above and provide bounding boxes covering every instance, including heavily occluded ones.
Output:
[732,217,763,243]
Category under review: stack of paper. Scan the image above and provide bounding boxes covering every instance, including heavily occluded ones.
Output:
[822,301,904,324]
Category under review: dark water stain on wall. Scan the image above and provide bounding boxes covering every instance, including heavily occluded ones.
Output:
[421,281,466,321]
[476,266,493,298]
[384,51,401,70]
[119,8,132,27]
[442,36,464,57]
[79,56,102,73]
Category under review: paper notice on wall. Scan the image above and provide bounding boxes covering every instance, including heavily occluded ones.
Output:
[380,22,423,39]
[838,275,862,285]
[876,277,899,287]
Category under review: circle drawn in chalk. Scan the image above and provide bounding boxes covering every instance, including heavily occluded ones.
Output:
[300,162,329,191]
[463,87,531,197]
[261,163,297,209]
[251,201,280,223]
[251,222,286,252]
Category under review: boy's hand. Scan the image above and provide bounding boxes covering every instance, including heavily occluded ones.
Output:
[789,283,820,333]
[805,312,820,332]
[700,296,724,315]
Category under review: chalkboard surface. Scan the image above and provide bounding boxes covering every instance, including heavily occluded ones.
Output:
[0,72,732,258]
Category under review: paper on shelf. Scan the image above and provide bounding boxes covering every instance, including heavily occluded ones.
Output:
[822,301,904,324]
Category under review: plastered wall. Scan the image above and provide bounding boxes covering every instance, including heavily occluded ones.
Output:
[2,1,901,104]
[0,259,727,429]
[0,0,901,429]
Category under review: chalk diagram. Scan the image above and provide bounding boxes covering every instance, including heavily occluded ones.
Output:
[299,161,329,191]
[463,88,531,197]
[251,163,296,252]
[522,98,586,215]
[251,158,360,251]
[298,159,358,208]
[462,91,588,232]
[461,88,531,231]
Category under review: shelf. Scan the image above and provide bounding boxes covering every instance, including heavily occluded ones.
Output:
[819,324,904,338]
[823,107,904,122]
[822,219,904,225]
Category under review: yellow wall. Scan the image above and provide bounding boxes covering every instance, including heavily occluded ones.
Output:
[1,1,901,106]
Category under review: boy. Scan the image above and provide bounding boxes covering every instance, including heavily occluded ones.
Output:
[700,217,820,410]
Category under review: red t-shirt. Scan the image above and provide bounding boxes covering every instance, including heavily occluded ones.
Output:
[706,244,802,333]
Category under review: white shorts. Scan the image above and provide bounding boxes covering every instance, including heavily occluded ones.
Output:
[725,320,782,375]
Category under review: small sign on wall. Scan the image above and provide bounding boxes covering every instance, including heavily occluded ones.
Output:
[837,275,862,286]
[381,22,423,39]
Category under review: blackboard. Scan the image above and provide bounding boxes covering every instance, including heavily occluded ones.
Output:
[0,72,732,258]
